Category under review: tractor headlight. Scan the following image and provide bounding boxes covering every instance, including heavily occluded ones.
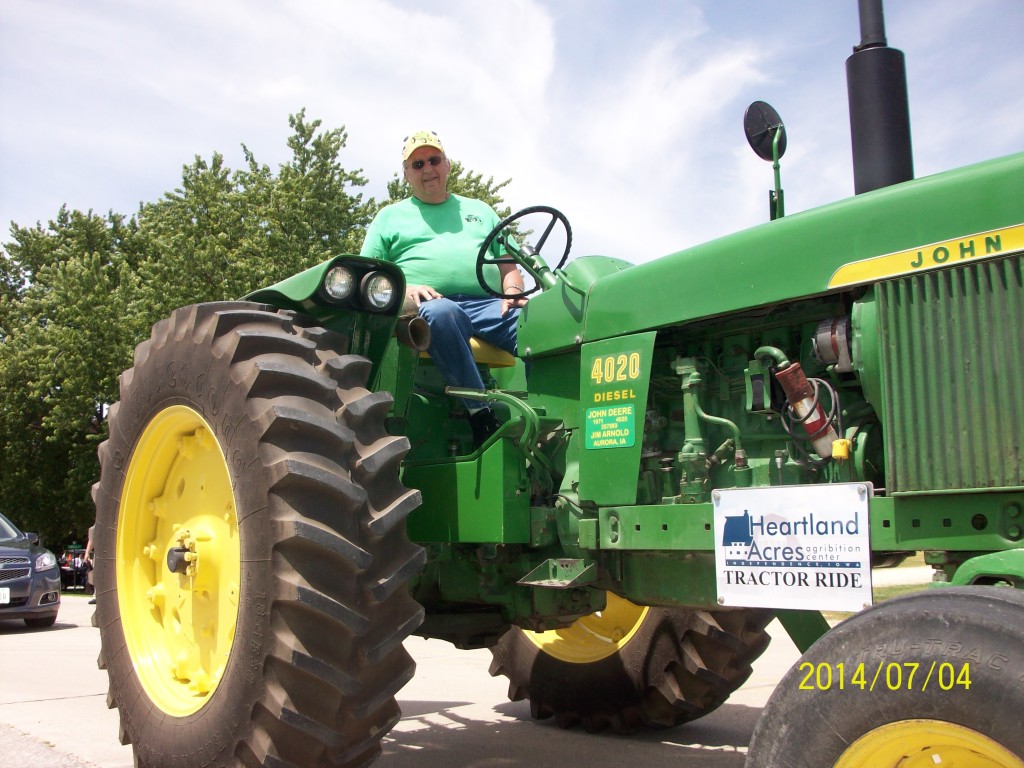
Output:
[361,272,397,312]
[323,266,357,301]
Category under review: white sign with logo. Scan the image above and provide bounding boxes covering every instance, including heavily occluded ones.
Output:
[714,483,873,612]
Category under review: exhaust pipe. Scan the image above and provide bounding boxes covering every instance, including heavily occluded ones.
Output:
[846,0,914,194]
[395,314,431,351]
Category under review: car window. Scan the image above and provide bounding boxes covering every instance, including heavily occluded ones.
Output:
[0,512,22,540]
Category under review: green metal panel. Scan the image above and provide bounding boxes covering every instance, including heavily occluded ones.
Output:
[577,332,656,505]
[556,494,1022,619]
[947,550,1024,586]
[244,254,405,383]
[519,352,583,430]
[574,495,1023,555]
[597,504,715,550]
[851,287,886,417]
[618,552,719,608]
[244,258,337,309]
[868,494,1024,552]
[878,254,1024,493]
[403,438,530,544]
[517,254,632,357]
[581,153,1024,344]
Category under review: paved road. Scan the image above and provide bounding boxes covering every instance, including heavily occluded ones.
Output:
[2,567,932,768]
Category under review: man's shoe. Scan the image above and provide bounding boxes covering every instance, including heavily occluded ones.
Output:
[88,598,96,604]
[469,408,502,449]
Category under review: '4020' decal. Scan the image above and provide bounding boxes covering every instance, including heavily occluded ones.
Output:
[589,352,641,385]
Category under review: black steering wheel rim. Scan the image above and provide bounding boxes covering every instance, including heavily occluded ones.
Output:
[476,205,572,299]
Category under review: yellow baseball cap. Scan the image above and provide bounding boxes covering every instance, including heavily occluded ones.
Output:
[402,130,445,161]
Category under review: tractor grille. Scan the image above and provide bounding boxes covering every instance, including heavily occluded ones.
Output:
[878,254,1023,493]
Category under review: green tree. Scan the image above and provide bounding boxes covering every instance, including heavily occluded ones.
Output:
[137,110,375,318]
[253,109,375,258]
[0,110,513,547]
[0,209,140,545]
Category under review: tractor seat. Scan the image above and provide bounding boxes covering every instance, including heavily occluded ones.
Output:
[421,338,516,368]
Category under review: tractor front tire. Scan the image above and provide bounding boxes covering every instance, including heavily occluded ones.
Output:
[746,586,1024,767]
[93,302,424,768]
[489,594,772,732]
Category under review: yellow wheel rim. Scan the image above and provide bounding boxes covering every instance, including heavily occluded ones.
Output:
[117,405,241,717]
[835,720,1024,768]
[524,593,649,664]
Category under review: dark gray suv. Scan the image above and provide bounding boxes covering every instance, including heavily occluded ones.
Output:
[0,512,61,628]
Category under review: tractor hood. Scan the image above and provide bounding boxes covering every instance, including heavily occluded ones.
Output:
[565,152,1024,350]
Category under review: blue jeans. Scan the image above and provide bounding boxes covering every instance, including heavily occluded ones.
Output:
[418,295,519,410]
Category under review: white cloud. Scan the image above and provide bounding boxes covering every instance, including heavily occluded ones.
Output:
[2,0,1022,264]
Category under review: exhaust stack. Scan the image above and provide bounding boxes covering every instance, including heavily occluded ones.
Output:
[846,0,914,194]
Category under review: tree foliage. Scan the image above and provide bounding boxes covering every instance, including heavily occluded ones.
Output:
[136,110,376,319]
[0,209,141,544]
[0,111,511,547]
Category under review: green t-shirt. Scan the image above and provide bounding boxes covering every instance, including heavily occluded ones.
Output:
[360,194,503,297]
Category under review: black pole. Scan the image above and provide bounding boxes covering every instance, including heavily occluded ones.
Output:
[846,0,914,194]
[857,0,887,48]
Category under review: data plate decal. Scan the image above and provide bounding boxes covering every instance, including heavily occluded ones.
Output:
[585,404,636,449]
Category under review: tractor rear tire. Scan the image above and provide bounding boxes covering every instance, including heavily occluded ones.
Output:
[746,586,1024,767]
[93,302,424,768]
[489,594,772,732]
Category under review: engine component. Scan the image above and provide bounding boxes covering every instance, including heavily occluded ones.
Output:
[812,316,854,372]
[774,362,841,458]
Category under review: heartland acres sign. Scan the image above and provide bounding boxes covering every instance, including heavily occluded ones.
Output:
[713,484,873,612]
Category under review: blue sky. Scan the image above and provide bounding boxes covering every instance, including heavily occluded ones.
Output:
[2,0,1022,263]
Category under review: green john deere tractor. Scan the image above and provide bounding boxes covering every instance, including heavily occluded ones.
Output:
[92,4,1024,767]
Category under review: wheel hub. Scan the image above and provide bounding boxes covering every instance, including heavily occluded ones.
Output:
[835,719,1024,767]
[165,547,189,575]
[117,405,241,716]
[524,593,649,664]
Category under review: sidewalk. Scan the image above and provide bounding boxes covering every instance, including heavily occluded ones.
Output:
[1,593,801,768]
[0,595,130,768]
[871,564,934,588]
[0,567,932,768]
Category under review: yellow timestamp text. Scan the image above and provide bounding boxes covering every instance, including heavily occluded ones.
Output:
[797,661,971,692]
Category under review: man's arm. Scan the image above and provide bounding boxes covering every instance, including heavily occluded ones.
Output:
[499,262,528,315]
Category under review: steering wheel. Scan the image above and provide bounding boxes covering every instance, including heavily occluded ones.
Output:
[476,205,572,299]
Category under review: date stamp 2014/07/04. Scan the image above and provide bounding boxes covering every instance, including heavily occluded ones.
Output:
[797,661,971,692]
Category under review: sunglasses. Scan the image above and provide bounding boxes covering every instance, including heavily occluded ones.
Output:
[410,155,445,170]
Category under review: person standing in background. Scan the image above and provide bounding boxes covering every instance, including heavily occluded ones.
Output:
[84,524,96,604]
